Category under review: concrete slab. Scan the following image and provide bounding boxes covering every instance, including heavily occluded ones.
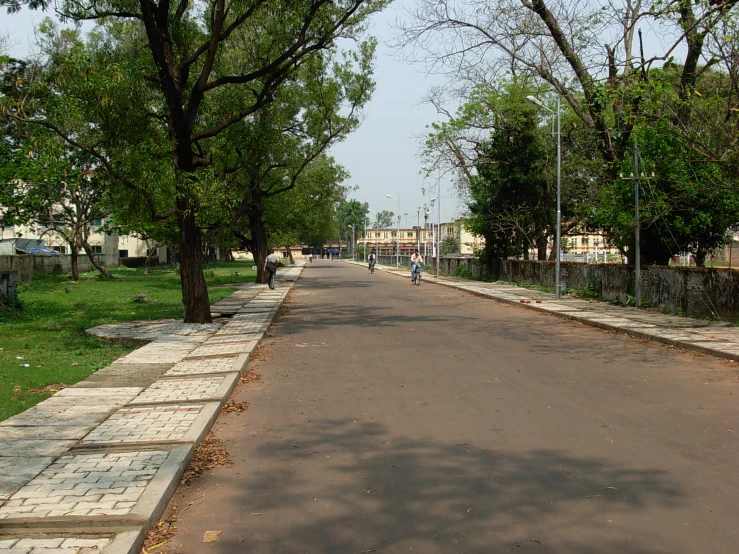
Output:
[0,427,91,441]
[72,363,173,389]
[0,406,116,428]
[0,458,54,503]
[0,440,77,458]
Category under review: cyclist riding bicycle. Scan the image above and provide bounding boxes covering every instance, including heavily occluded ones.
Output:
[410,249,423,283]
[368,250,376,271]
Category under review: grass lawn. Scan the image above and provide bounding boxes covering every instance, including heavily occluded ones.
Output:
[0,260,256,421]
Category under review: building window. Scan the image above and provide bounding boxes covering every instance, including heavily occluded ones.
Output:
[91,218,103,227]
[119,249,128,258]
[91,245,103,254]
[384,233,388,239]
[56,245,67,254]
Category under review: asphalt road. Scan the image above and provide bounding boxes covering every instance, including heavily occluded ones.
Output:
[168,260,739,554]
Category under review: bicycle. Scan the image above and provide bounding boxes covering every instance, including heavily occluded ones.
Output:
[412,264,422,286]
[369,261,375,274]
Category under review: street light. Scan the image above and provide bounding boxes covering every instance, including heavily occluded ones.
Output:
[417,206,422,252]
[348,224,355,261]
[386,193,400,268]
[526,94,562,299]
[364,209,372,263]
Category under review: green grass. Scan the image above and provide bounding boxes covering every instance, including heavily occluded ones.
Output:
[0,261,255,421]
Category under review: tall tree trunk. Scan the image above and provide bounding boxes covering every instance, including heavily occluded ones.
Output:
[694,249,707,267]
[286,244,295,264]
[250,211,269,283]
[70,243,80,281]
[179,211,212,323]
[536,232,548,261]
[80,240,113,278]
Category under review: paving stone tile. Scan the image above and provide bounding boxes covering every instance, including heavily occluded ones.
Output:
[0,451,168,520]
[128,376,230,405]
[204,333,262,344]
[164,356,243,376]
[15,539,64,548]
[82,404,209,444]
[72,362,173,389]
[185,341,257,359]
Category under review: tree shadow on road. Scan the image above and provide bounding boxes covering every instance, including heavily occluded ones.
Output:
[204,418,685,554]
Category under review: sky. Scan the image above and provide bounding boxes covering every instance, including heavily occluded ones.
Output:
[0,1,689,228]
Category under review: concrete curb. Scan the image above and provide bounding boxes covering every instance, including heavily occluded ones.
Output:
[345,260,739,363]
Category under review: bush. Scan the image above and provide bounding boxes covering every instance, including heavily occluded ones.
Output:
[454,266,473,280]
[578,278,602,300]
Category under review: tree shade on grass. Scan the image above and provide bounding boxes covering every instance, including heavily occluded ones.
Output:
[0,261,255,421]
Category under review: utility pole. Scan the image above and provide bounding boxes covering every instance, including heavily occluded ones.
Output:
[620,140,654,308]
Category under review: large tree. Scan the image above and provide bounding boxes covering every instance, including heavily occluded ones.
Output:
[4,0,388,322]
[402,0,739,265]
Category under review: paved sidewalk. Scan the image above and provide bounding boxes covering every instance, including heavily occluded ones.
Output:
[0,265,302,553]
[351,261,739,362]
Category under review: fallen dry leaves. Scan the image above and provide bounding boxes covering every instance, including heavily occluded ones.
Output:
[142,512,179,553]
[239,370,262,384]
[222,400,249,413]
[251,343,273,362]
[27,383,69,395]
[180,434,234,486]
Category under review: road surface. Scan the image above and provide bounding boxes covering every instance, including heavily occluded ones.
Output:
[166,260,739,554]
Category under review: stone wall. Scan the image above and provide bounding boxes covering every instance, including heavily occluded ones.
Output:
[31,255,99,276]
[0,270,18,303]
[0,256,34,284]
[0,255,108,283]
[493,259,739,318]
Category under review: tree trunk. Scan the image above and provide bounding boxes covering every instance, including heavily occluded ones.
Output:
[536,235,548,261]
[248,191,269,283]
[70,244,80,281]
[81,240,113,278]
[286,244,295,264]
[694,249,707,267]
[179,211,212,323]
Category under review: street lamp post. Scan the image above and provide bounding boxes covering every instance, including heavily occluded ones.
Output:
[417,206,421,252]
[386,194,400,268]
[424,203,429,259]
[526,94,562,299]
[436,186,441,278]
[364,210,371,264]
[349,224,355,261]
